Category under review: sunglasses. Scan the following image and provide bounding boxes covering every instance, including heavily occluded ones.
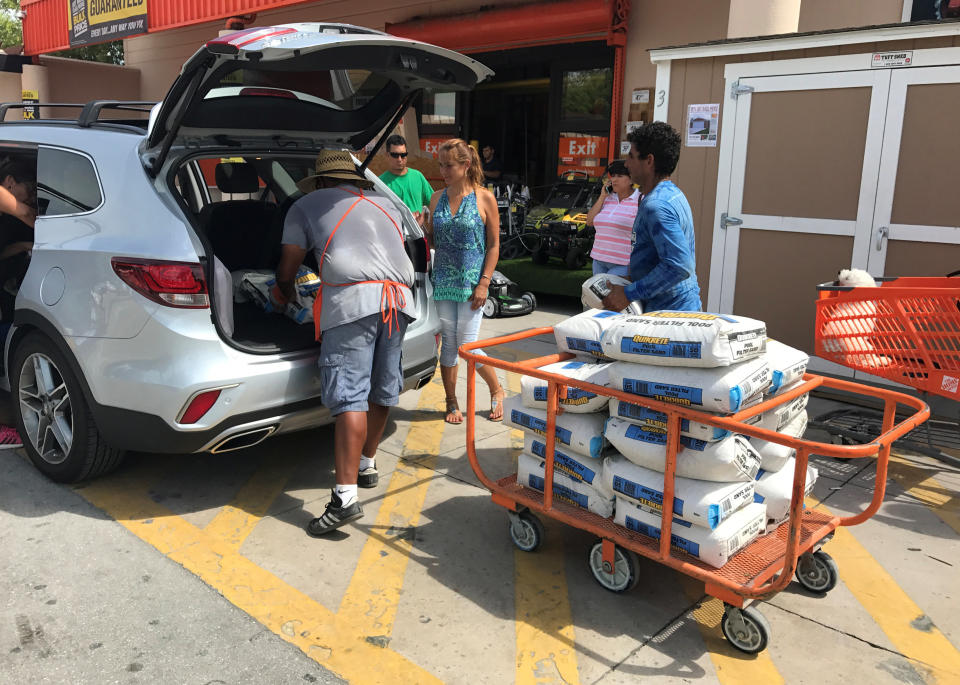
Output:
[389,152,408,159]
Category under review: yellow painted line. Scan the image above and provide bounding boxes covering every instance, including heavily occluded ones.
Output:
[679,578,784,684]
[507,369,581,684]
[807,496,960,683]
[75,473,441,684]
[204,451,303,551]
[337,378,447,636]
[887,453,960,536]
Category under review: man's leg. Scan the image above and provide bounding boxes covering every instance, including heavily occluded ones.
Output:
[334,410,366,486]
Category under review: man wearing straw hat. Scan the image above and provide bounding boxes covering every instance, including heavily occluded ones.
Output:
[275,150,417,537]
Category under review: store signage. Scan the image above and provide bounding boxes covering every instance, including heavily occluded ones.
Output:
[21,90,39,120]
[421,137,445,159]
[557,134,608,177]
[631,89,650,104]
[871,51,913,68]
[619,141,631,155]
[68,0,148,47]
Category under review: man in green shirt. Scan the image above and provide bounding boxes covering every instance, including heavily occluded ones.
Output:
[379,135,434,225]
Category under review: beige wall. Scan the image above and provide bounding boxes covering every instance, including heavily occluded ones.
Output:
[0,72,22,120]
[37,55,140,103]
[728,0,800,39]
[798,0,904,32]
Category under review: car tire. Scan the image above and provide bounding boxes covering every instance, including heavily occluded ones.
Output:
[11,332,125,483]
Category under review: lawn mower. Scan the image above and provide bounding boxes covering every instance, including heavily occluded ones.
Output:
[525,171,602,269]
[482,270,537,318]
[494,184,533,260]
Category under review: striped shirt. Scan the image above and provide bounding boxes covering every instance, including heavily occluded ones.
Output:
[590,189,640,265]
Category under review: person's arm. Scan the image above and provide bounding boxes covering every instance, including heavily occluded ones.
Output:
[0,185,35,228]
[483,168,501,180]
[0,241,32,260]
[424,189,442,250]
[470,188,500,310]
[585,183,610,226]
[275,203,310,303]
[623,200,692,302]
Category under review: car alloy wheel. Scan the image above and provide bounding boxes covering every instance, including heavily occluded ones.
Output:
[18,352,73,465]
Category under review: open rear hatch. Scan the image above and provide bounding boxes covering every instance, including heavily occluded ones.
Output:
[141,23,492,172]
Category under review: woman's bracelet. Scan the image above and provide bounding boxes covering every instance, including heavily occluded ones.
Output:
[479,274,491,283]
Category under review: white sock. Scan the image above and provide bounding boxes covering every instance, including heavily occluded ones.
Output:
[360,455,375,471]
[334,484,358,507]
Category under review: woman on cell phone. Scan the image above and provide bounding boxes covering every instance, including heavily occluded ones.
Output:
[424,139,503,425]
[584,159,639,277]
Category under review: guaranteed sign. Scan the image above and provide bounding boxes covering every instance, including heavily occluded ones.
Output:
[68,0,147,47]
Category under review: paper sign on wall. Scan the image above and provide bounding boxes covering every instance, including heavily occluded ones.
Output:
[686,103,720,147]
[871,51,913,68]
[620,141,631,155]
[631,89,650,104]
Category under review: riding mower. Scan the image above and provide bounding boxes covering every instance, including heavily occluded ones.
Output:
[482,270,537,318]
[526,171,602,269]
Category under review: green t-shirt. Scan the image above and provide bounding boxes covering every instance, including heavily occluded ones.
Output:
[379,168,434,213]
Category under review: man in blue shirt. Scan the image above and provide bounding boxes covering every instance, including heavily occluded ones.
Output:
[602,122,702,313]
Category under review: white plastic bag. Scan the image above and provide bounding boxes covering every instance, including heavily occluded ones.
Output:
[601,455,754,529]
[521,360,612,413]
[609,398,733,441]
[755,388,808,432]
[239,266,319,325]
[604,417,760,482]
[754,457,818,533]
[553,308,622,360]
[764,339,809,395]
[524,434,601,486]
[615,498,766,568]
[599,311,766,367]
[504,394,606,458]
[581,274,643,314]
[609,358,770,414]
[747,410,808,472]
[518,453,614,518]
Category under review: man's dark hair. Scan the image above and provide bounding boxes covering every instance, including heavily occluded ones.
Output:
[0,158,33,184]
[628,122,681,176]
[385,134,407,150]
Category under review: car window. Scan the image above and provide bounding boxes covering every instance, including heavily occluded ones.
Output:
[37,148,102,216]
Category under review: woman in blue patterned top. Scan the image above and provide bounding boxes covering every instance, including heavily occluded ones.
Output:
[425,139,502,424]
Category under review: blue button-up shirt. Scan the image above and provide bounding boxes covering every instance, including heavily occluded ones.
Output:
[624,180,701,312]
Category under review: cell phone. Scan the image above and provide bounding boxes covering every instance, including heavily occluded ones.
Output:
[605,184,613,194]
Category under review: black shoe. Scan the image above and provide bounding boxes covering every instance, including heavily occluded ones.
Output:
[357,466,378,489]
[306,492,363,537]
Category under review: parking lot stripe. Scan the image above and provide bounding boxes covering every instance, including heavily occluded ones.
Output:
[337,378,447,637]
[887,454,960,536]
[808,496,960,683]
[507,371,581,685]
[203,451,303,551]
[76,475,442,684]
[680,578,785,685]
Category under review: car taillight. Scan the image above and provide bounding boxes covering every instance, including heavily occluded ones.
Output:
[179,389,222,424]
[112,258,209,309]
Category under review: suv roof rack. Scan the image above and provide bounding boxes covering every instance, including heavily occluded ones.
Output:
[0,100,158,130]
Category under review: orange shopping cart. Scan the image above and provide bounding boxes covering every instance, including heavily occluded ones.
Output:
[459,327,928,654]
[815,276,960,463]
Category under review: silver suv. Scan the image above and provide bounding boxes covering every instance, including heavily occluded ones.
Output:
[2,24,491,482]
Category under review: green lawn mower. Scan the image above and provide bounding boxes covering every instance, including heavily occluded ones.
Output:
[482,270,537,318]
[526,172,602,269]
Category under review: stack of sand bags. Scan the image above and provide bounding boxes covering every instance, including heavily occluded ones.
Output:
[597,311,772,567]
[505,360,614,517]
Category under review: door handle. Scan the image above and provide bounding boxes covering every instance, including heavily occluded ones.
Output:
[875,225,889,251]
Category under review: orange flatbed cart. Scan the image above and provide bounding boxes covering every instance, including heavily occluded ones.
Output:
[460,327,929,653]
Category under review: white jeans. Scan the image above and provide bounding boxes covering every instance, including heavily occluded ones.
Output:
[436,299,487,367]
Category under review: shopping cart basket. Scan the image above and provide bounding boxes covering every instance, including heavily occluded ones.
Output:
[460,328,928,654]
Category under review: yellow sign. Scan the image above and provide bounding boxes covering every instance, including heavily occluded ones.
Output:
[68,0,147,47]
[21,89,39,120]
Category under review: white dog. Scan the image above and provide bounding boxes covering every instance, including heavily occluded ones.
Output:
[837,268,877,288]
[822,268,889,368]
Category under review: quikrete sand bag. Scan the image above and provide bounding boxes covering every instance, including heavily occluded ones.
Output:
[520,361,611,413]
[609,398,734,442]
[609,358,770,414]
[601,455,754,529]
[553,308,622,360]
[504,394,605,458]
[747,410,808,472]
[524,434,601,486]
[581,274,644,314]
[754,457,818,533]
[764,339,809,395]
[604,417,760,482]
[615,497,766,568]
[517,453,614,518]
[599,311,766,367]
[755,388,808,432]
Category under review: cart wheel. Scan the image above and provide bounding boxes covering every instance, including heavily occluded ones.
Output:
[509,512,545,552]
[482,298,501,318]
[588,541,640,593]
[795,550,838,594]
[721,605,771,654]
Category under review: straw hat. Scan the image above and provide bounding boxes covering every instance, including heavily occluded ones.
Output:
[296,150,374,194]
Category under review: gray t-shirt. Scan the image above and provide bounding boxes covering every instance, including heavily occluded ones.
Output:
[282,184,417,332]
